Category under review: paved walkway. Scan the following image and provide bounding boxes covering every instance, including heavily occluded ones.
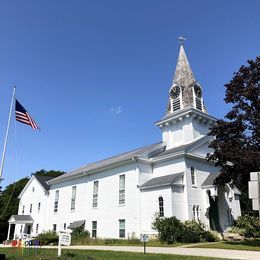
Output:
[41,245,260,260]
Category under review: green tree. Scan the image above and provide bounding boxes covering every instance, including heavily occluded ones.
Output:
[33,169,65,178]
[207,57,260,189]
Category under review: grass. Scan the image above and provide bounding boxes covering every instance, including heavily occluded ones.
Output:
[71,237,185,247]
[0,248,222,259]
[190,238,260,251]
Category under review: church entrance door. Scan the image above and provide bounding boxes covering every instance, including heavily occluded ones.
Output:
[208,192,221,232]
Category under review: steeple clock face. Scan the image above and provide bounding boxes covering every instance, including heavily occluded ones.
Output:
[194,85,202,98]
[170,85,180,99]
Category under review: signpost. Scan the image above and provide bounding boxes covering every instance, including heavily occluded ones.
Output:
[248,172,260,224]
[58,232,71,257]
[140,234,149,254]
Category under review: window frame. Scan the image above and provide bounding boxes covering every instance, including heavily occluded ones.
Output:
[190,167,196,187]
[158,196,164,217]
[92,221,97,238]
[54,190,59,213]
[119,219,125,238]
[71,186,77,211]
[36,223,39,234]
[119,174,125,205]
[92,181,99,208]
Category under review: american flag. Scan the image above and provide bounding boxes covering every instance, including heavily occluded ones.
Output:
[15,99,40,130]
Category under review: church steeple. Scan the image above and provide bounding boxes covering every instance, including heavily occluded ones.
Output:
[166,40,206,114]
[156,39,216,149]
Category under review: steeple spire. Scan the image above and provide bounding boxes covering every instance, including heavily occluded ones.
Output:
[165,39,206,115]
[173,41,196,87]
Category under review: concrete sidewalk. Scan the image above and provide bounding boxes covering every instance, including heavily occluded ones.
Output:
[41,245,260,260]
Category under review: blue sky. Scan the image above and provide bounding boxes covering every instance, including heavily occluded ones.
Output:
[1,0,260,187]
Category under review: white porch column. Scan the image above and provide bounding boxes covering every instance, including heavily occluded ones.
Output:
[7,223,11,240]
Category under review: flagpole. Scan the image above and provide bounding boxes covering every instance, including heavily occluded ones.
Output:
[0,86,16,183]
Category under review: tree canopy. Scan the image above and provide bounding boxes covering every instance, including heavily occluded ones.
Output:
[207,57,260,189]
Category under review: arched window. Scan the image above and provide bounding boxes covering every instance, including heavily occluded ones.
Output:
[158,196,164,217]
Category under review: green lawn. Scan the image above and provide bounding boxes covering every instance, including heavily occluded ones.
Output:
[190,239,260,251]
[0,248,221,259]
[72,238,185,247]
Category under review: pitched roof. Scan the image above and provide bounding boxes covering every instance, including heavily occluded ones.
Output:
[48,142,165,184]
[67,220,85,229]
[140,173,183,189]
[9,215,33,223]
[34,175,56,190]
[202,172,221,187]
[152,135,210,159]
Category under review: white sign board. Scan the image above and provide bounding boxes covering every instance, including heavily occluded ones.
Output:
[59,232,71,246]
[248,181,259,199]
[250,172,259,181]
[252,199,259,211]
[248,172,260,211]
[140,234,149,242]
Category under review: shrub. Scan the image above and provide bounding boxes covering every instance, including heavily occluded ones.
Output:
[36,231,58,245]
[152,217,219,243]
[71,226,90,240]
[152,215,183,243]
[179,227,201,243]
[202,230,220,242]
[231,214,260,238]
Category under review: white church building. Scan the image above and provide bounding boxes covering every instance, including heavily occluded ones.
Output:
[8,43,241,240]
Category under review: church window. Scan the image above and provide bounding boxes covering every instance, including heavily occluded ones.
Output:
[22,205,25,214]
[38,202,41,212]
[29,204,32,213]
[36,224,39,234]
[20,225,23,233]
[191,167,196,186]
[64,223,66,230]
[192,205,200,221]
[158,196,164,217]
[54,190,59,213]
[53,224,57,232]
[192,205,196,220]
[92,221,97,238]
[71,186,77,211]
[196,206,200,221]
[119,219,125,238]
[92,181,99,208]
[119,174,125,205]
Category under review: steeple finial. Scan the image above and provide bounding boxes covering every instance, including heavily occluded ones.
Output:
[178,36,186,45]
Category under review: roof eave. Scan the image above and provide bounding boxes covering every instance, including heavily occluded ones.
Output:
[48,158,135,185]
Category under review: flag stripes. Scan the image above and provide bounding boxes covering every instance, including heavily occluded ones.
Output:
[15,99,39,130]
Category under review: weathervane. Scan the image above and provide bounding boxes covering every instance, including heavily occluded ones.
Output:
[178,36,187,45]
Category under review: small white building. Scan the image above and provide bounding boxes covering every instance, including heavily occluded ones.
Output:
[8,43,241,240]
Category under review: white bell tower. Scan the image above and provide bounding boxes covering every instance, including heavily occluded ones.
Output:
[156,39,216,149]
